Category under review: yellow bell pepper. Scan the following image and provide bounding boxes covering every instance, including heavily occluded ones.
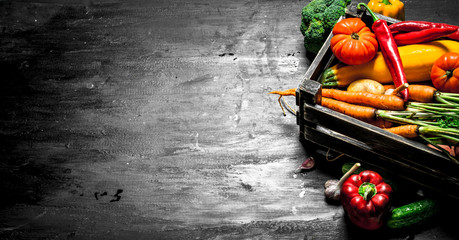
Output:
[367,0,405,21]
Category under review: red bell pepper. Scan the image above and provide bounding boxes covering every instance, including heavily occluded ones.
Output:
[340,170,392,230]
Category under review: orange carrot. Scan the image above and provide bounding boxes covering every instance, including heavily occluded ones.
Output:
[405,85,437,103]
[269,88,297,116]
[268,88,296,96]
[384,124,419,138]
[321,97,392,128]
[322,88,406,110]
[321,97,377,121]
[384,84,437,103]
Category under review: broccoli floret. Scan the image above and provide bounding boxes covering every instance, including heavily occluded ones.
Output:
[323,3,347,30]
[333,0,351,8]
[300,0,351,54]
[301,1,327,26]
[303,19,326,54]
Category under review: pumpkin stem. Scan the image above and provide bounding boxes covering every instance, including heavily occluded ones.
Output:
[351,33,360,40]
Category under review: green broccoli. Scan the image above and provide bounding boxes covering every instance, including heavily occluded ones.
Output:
[302,20,326,54]
[300,0,351,54]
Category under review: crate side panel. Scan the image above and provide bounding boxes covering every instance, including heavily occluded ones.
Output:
[302,103,459,177]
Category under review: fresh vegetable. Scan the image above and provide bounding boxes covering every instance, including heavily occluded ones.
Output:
[300,0,351,54]
[384,83,408,97]
[430,52,459,93]
[321,97,377,122]
[330,18,378,65]
[428,144,458,157]
[320,97,393,127]
[320,40,459,87]
[386,198,439,229]
[321,94,459,159]
[378,107,459,161]
[341,170,392,230]
[294,156,316,173]
[389,21,459,41]
[385,84,459,103]
[268,88,297,116]
[367,0,405,21]
[384,124,419,138]
[393,27,458,46]
[386,84,435,102]
[341,163,399,191]
[324,163,360,201]
[358,3,409,102]
[269,88,296,97]
[347,79,385,94]
[403,85,437,103]
[322,88,405,110]
[384,124,459,146]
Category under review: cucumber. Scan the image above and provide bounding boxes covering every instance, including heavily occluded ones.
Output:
[386,199,439,229]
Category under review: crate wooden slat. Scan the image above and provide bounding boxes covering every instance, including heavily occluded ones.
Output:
[296,4,459,199]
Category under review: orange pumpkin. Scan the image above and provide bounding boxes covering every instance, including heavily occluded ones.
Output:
[430,52,459,93]
[330,18,378,65]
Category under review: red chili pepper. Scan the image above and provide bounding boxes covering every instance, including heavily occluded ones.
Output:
[393,27,458,45]
[389,21,459,41]
[357,3,409,102]
[341,170,392,230]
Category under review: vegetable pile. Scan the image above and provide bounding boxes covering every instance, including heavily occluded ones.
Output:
[274,1,459,162]
[328,163,441,230]
[271,2,459,231]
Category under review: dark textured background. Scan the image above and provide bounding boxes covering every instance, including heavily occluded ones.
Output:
[0,0,458,239]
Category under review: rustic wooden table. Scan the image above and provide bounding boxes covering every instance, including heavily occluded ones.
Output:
[0,0,457,239]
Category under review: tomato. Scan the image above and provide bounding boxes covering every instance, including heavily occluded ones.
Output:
[430,52,459,93]
[330,18,378,65]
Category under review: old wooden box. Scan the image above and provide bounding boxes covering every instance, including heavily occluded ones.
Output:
[295,4,459,199]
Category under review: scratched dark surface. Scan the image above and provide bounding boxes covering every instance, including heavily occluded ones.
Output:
[0,0,458,239]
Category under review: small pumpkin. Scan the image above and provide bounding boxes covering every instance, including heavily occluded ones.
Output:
[430,52,459,93]
[330,18,378,65]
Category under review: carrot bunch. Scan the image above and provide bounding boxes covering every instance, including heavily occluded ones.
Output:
[269,84,459,161]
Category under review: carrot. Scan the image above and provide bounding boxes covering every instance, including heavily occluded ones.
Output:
[405,85,437,103]
[321,97,393,128]
[268,88,296,96]
[384,84,437,103]
[321,97,377,121]
[384,124,419,138]
[269,88,297,116]
[322,88,406,110]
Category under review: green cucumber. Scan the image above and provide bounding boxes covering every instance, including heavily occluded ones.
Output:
[386,199,439,229]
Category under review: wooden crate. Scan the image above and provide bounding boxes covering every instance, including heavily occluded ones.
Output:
[295,4,459,199]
